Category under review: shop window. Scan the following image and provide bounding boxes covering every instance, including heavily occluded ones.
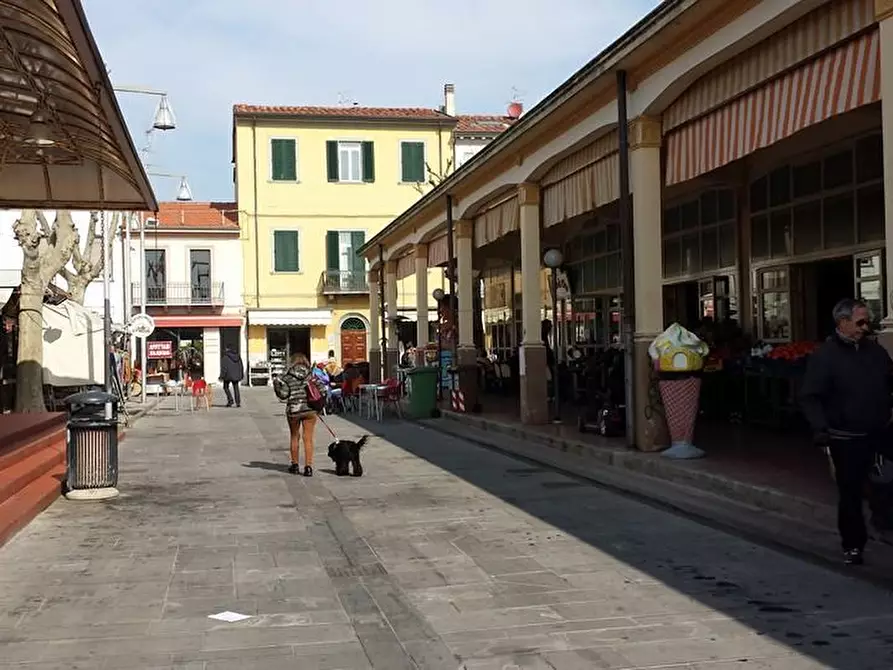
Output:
[857,186,885,243]
[759,268,790,341]
[856,134,883,184]
[718,224,736,268]
[792,160,822,199]
[823,149,853,190]
[664,206,681,235]
[751,215,769,260]
[822,193,855,249]
[663,238,681,277]
[769,210,792,258]
[680,200,699,230]
[606,253,620,288]
[594,257,607,289]
[717,190,735,221]
[606,224,620,251]
[761,269,787,291]
[680,233,700,275]
[750,176,768,213]
[593,229,606,254]
[769,167,791,207]
[856,251,884,325]
[701,227,719,271]
[792,202,822,255]
[700,190,718,226]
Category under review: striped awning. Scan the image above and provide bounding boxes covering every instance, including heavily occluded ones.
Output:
[427,234,449,267]
[665,30,880,186]
[396,254,415,280]
[473,195,519,248]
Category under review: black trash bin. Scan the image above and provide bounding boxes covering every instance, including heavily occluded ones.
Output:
[63,389,119,498]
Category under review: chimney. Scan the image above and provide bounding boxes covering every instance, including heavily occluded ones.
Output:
[443,83,455,117]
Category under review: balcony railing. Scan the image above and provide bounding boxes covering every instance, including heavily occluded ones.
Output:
[131,282,225,307]
[319,270,369,295]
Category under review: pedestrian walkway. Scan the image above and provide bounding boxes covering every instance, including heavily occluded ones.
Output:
[1,388,892,669]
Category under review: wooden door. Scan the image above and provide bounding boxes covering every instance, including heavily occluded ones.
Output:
[340,327,367,364]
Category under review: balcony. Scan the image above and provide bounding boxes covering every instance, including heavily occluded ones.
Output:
[319,270,369,295]
[131,282,225,307]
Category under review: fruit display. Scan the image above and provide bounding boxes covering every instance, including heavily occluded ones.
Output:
[764,341,820,361]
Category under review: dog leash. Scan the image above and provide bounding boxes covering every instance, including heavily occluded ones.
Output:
[317,413,339,442]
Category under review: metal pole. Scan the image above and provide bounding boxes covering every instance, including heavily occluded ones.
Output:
[103,211,112,395]
[378,245,387,382]
[124,213,134,358]
[140,212,147,405]
[551,268,561,422]
[445,194,457,390]
[617,69,636,448]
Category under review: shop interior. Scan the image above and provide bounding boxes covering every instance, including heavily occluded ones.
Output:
[267,327,311,378]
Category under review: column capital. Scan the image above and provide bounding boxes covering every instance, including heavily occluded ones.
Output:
[456,218,474,240]
[367,270,379,285]
[414,243,428,260]
[629,116,662,150]
[384,259,397,275]
[876,0,893,21]
[518,182,540,206]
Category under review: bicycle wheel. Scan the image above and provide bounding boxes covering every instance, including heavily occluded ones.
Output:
[129,380,143,398]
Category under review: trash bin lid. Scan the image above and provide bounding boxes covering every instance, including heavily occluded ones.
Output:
[64,389,118,406]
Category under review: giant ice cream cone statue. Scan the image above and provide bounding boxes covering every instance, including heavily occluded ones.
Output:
[648,324,710,460]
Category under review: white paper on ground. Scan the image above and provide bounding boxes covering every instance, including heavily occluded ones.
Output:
[208,611,252,623]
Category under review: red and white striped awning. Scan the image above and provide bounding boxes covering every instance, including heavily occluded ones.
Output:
[665,30,880,186]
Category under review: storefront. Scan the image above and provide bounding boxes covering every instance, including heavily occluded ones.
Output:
[246,309,332,381]
[141,316,243,383]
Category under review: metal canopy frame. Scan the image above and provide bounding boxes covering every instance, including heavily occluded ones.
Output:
[0,0,156,210]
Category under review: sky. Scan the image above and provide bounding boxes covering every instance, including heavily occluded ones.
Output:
[82,0,661,203]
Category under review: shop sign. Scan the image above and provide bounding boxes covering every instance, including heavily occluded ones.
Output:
[147,340,173,359]
[554,269,571,301]
[128,313,155,338]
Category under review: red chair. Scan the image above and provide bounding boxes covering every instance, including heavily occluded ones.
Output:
[191,377,211,411]
[376,377,403,420]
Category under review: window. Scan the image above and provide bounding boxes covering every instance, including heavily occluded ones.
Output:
[145,249,166,304]
[326,231,366,290]
[327,140,374,183]
[190,249,211,302]
[273,230,300,272]
[270,139,297,181]
[400,141,426,183]
[662,189,737,279]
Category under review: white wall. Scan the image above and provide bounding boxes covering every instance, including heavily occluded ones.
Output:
[455,139,491,168]
[0,209,126,324]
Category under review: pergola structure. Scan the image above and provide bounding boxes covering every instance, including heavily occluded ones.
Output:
[0,0,156,211]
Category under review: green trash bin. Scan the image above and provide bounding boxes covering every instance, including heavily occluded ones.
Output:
[405,366,440,419]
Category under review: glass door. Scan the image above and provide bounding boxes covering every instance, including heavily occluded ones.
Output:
[190,249,211,303]
[855,250,884,329]
[757,267,791,342]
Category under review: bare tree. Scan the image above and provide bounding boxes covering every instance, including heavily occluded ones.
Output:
[58,211,117,304]
[412,158,454,195]
[13,210,78,412]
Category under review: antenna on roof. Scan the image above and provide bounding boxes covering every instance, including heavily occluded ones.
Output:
[336,91,356,106]
[510,86,525,102]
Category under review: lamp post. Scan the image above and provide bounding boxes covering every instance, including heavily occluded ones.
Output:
[543,248,564,423]
[433,288,445,400]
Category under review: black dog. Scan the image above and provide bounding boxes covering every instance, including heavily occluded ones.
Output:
[327,435,368,477]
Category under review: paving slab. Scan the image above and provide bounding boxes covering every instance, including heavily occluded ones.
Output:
[1,388,893,669]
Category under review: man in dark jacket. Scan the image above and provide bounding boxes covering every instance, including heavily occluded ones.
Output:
[219,346,244,408]
[800,298,893,565]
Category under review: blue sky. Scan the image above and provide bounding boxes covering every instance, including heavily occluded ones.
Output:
[82,0,661,203]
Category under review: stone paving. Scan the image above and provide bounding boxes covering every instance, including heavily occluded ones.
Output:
[1,388,893,669]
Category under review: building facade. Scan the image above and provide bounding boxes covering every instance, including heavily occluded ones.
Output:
[233,85,512,378]
[359,0,893,449]
[131,202,244,383]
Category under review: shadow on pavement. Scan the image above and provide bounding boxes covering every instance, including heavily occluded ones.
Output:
[339,413,893,670]
[242,460,291,474]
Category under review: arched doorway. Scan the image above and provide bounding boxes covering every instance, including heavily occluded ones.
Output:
[340,316,367,364]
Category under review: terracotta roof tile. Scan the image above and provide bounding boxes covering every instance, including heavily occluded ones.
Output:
[143,202,239,230]
[233,104,452,121]
[456,115,517,134]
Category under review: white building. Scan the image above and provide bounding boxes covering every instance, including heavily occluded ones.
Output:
[441,83,520,169]
[130,202,245,383]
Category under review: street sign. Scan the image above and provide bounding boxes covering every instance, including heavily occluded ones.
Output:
[128,313,155,338]
[147,340,173,359]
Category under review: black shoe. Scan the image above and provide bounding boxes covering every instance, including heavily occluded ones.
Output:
[226,402,234,408]
[288,463,300,475]
[844,548,864,566]
[236,404,241,408]
[303,466,313,477]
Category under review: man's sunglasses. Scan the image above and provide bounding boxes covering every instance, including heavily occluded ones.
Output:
[855,319,870,328]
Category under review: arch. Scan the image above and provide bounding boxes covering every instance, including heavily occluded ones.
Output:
[338,313,369,365]
[459,183,518,220]
[523,123,618,184]
[338,313,370,331]
[385,242,415,262]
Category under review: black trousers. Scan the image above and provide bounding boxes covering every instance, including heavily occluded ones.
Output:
[829,441,876,551]
[223,380,241,406]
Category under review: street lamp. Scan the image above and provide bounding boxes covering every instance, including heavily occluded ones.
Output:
[543,248,564,423]
[433,288,445,399]
[148,172,194,202]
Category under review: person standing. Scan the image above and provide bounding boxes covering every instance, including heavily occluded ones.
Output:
[219,345,244,408]
[273,353,324,476]
[801,298,893,565]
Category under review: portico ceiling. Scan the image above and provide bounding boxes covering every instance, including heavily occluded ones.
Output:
[0,0,156,210]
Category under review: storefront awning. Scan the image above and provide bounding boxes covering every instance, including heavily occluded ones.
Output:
[0,0,157,210]
[247,310,332,327]
[152,316,243,329]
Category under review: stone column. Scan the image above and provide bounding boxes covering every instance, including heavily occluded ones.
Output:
[368,271,382,383]
[414,244,429,366]
[518,183,548,424]
[630,116,669,451]
[875,0,893,352]
[385,260,399,376]
[456,219,480,409]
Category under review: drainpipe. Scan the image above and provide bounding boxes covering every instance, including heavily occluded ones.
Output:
[616,69,636,449]
[251,121,260,379]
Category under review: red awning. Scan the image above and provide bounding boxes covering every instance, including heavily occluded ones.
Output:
[151,316,243,328]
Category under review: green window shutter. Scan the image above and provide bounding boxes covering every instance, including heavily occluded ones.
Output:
[350,231,366,273]
[273,231,299,272]
[401,142,425,183]
[362,141,375,182]
[326,141,339,182]
[326,231,340,272]
[271,139,296,181]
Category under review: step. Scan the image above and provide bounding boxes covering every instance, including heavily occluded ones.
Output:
[0,415,67,471]
[0,467,64,547]
[0,441,65,502]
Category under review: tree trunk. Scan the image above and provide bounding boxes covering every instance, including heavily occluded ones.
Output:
[67,276,89,305]
[15,280,46,413]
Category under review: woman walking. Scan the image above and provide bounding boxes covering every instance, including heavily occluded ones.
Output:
[273,353,325,476]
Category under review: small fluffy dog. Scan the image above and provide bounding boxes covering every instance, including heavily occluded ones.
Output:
[328,435,368,477]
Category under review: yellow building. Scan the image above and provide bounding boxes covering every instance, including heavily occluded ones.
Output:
[233,100,460,378]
